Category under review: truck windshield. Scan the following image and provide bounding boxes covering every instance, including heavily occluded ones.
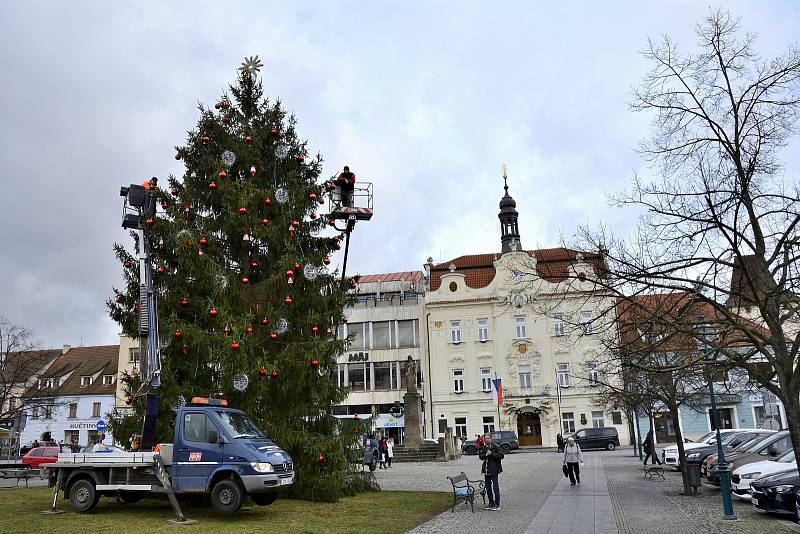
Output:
[215,410,267,439]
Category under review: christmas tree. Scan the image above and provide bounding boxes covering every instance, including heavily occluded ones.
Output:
[107,57,374,501]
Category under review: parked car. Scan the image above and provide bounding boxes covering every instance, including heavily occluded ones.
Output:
[707,431,792,485]
[731,449,796,499]
[701,433,771,477]
[661,429,741,468]
[461,431,519,455]
[363,435,380,471]
[568,427,620,451]
[750,470,800,517]
[21,446,60,468]
[685,430,775,465]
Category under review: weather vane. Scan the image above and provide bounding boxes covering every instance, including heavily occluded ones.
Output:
[502,163,508,189]
[239,55,263,75]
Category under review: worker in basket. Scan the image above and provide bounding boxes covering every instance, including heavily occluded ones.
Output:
[336,165,356,207]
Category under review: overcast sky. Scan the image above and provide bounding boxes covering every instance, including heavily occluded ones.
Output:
[1,1,799,348]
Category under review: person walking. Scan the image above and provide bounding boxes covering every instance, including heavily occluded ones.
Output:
[387,437,394,468]
[479,433,504,510]
[556,433,564,453]
[563,436,583,485]
[378,437,388,469]
[642,429,662,465]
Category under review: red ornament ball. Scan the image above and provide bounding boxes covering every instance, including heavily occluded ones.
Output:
[310,212,317,219]
[297,155,305,162]
[259,367,267,377]
[335,243,341,250]
[209,307,218,317]
[294,263,301,270]
[115,295,123,303]
[261,218,269,225]
[292,220,300,228]
[157,266,165,274]
[318,454,325,463]
[123,260,132,268]
[286,270,294,278]
[328,220,336,227]
[261,317,270,326]
[308,193,317,201]
[218,171,226,179]
[245,135,252,143]
[264,197,272,206]
[323,258,331,265]
[238,207,247,215]
[245,326,254,335]
[231,341,240,351]
[202,136,209,143]
[214,102,221,110]
[173,330,182,338]
[208,181,217,190]
[270,332,278,340]
[199,237,208,246]
[284,296,293,305]
[311,358,320,368]
[250,260,259,268]
[242,276,250,284]
[161,201,169,209]
[121,374,130,383]
[175,153,181,160]
[270,127,278,135]
[170,187,178,195]
[180,298,189,307]
[271,369,280,378]
[312,325,319,334]
[145,217,154,226]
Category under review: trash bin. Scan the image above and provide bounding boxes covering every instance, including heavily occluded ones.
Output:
[686,462,702,490]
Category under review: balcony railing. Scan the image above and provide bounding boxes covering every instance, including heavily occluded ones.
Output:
[503,385,552,398]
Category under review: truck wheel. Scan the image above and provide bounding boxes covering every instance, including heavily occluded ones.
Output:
[465,445,477,455]
[500,444,511,454]
[251,492,278,506]
[606,442,616,451]
[69,479,100,513]
[210,479,244,514]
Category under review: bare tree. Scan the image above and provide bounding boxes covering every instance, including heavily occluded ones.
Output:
[0,318,60,424]
[573,10,800,476]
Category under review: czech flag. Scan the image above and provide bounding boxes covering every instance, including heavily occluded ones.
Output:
[492,378,503,406]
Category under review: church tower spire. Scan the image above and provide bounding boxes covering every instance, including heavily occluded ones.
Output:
[498,164,521,254]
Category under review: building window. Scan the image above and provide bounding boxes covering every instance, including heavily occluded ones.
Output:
[514,316,527,338]
[44,405,53,419]
[397,319,418,348]
[455,417,467,438]
[611,411,623,425]
[349,323,366,350]
[31,406,39,419]
[348,363,367,391]
[68,403,77,419]
[557,363,571,387]
[477,318,489,342]
[452,369,464,393]
[102,375,115,385]
[93,402,101,418]
[371,321,392,350]
[450,320,462,344]
[480,368,493,392]
[580,311,593,334]
[373,362,392,390]
[129,347,140,363]
[552,313,565,337]
[587,362,598,386]
[80,376,93,387]
[592,410,605,428]
[519,364,532,391]
[562,412,576,434]
[482,416,495,434]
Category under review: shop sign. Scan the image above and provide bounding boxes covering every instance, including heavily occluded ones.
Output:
[348,352,369,362]
[375,414,404,428]
[67,420,104,430]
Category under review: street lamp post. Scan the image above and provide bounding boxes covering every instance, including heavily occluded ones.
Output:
[708,376,737,520]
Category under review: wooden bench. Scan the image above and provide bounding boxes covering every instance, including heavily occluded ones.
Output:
[447,472,485,513]
[0,467,35,486]
[643,465,665,480]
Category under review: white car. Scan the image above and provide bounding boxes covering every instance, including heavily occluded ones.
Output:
[730,449,796,500]
[660,430,741,468]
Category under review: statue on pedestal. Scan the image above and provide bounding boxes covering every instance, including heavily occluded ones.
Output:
[404,355,417,394]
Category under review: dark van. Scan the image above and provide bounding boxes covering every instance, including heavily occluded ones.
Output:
[570,427,620,451]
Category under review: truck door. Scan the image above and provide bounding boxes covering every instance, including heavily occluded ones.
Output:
[174,411,223,492]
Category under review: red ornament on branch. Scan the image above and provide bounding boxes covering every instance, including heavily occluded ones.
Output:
[242,276,250,284]
[270,332,278,340]
[145,217,154,226]
[250,164,256,177]
[157,266,165,274]
[161,201,169,209]
[318,454,325,463]
[170,187,178,196]
[121,373,130,383]
[284,296,293,305]
[264,197,272,206]
[312,325,319,335]
[353,427,360,434]
[271,369,280,378]
[202,136,209,143]
[310,212,317,219]
[245,135,252,143]
[328,220,336,227]
[175,153,181,160]
[214,102,221,110]
[308,193,317,201]
[297,155,305,162]
[231,341,240,351]
[123,260,132,268]
[292,220,300,228]
[311,358,320,368]
[270,127,278,135]
[199,237,208,246]
[209,307,218,317]
[261,317,270,326]
[208,181,217,190]
[259,367,267,378]
[218,171,226,179]
[250,260,259,268]
[323,258,331,265]
[294,263,301,270]
[115,295,123,303]
[180,298,189,307]
[173,330,182,338]
[286,270,294,279]
[260,218,269,225]
[239,207,247,215]
[245,326,254,335]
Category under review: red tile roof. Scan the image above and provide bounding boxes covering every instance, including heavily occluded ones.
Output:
[25,345,119,397]
[357,271,424,284]
[428,248,606,291]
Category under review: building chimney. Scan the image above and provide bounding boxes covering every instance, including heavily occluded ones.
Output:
[62,344,71,355]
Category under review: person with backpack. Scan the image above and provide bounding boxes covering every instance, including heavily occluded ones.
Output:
[479,433,504,510]
[642,429,661,465]
[563,436,583,485]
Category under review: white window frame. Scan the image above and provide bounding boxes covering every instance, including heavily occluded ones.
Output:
[102,375,115,385]
[454,417,467,438]
[68,403,77,419]
[592,410,605,428]
[92,402,101,418]
[587,362,598,386]
[562,412,576,434]
[129,347,140,363]
[480,368,492,392]
[514,315,527,339]
[80,376,93,387]
[519,364,532,391]
[580,311,593,334]
[482,416,496,434]
[557,363,571,387]
[452,369,464,393]
[450,320,462,344]
[477,318,489,342]
[552,313,565,337]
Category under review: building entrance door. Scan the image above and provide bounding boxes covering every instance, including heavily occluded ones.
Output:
[517,412,542,446]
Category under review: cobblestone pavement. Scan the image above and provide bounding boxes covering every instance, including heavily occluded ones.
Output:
[376,450,799,533]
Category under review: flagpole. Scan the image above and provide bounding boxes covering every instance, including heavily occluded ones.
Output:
[495,373,502,431]
[555,369,563,436]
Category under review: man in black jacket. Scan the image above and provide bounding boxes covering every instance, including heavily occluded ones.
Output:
[642,429,661,465]
[479,433,504,510]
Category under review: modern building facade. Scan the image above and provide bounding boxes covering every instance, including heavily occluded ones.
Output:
[332,271,426,444]
[423,177,630,447]
[19,345,119,447]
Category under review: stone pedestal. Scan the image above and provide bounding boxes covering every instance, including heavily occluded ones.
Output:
[403,392,422,448]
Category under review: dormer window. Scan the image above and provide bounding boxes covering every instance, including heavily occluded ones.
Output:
[80,376,93,386]
[102,375,115,385]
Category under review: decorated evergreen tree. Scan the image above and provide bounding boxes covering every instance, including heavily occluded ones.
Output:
[107,57,374,501]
